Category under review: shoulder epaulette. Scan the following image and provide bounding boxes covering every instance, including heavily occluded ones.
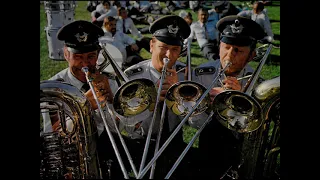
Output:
[125,67,144,77]
[176,64,186,72]
[194,66,216,76]
[101,72,116,80]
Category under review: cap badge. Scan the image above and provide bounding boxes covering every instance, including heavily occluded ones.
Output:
[167,24,179,35]
[75,32,88,42]
[230,19,243,34]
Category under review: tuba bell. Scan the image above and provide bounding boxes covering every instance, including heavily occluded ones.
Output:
[40,80,102,179]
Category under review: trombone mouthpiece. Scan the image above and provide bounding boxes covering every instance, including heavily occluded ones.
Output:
[163,58,170,65]
[81,67,89,73]
[225,61,232,66]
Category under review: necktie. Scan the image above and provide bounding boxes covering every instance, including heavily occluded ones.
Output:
[123,19,126,33]
[81,83,90,92]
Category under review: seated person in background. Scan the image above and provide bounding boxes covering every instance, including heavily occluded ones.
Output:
[116,7,151,54]
[212,1,240,19]
[189,1,205,12]
[165,1,187,12]
[207,1,241,43]
[237,1,274,42]
[186,8,219,61]
[100,16,144,70]
[179,10,193,26]
[91,1,117,27]
[86,0,100,12]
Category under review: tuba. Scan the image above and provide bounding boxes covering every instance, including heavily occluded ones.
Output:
[249,75,280,179]
[40,80,101,179]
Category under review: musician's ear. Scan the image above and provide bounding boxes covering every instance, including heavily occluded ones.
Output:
[248,50,256,62]
[64,46,70,62]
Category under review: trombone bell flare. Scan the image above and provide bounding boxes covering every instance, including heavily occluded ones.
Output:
[165,81,212,117]
[212,90,263,133]
[113,78,157,126]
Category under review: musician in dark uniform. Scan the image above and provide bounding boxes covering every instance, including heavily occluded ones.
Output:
[192,15,266,179]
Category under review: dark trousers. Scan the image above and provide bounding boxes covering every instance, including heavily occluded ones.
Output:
[198,117,242,179]
[122,38,151,70]
[201,40,220,61]
[92,12,103,28]
[128,7,145,18]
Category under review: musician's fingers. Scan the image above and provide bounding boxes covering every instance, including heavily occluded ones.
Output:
[166,68,177,74]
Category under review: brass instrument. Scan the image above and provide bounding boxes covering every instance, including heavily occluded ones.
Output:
[139,58,171,177]
[212,44,273,133]
[80,43,158,178]
[82,67,130,179]
[137,61,232,179]
[165,38,211,117]
[251,76,280,179]
[213,44,280,180]
[93,44,167,178]
[40,80,101,179]
[99,44,157,127]
[146,39,210,178]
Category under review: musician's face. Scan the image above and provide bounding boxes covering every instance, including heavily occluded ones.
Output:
[150,38,181,71]
[219,42,255,76]
[64,47,99,82]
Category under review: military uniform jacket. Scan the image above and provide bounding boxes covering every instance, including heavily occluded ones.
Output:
[42,68,119,136]
[122,60,187,139]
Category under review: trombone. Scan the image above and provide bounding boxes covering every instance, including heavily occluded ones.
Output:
[96,43,171,178]
[138,43,273,179]
[139,58,170,177]
[137,61,232,179]
[82,67,130,179]
[165,38,210,117]
[81,43,158,178]
[212,44,273,133]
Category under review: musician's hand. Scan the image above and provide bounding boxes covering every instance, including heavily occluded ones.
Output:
[157,68,178,101]
[209,87,224,101]
[222,76,241,91]
[84,71,113,110]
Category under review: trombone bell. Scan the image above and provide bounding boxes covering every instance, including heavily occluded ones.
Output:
[212,91,263,133]
[165,81,211,116]
[113,78,157,125]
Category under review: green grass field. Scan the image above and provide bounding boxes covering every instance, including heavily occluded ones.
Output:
[40,1,280,147]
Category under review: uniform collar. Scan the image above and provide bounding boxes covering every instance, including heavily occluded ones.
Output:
[67,68,86,90]
[149,60,177,81]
